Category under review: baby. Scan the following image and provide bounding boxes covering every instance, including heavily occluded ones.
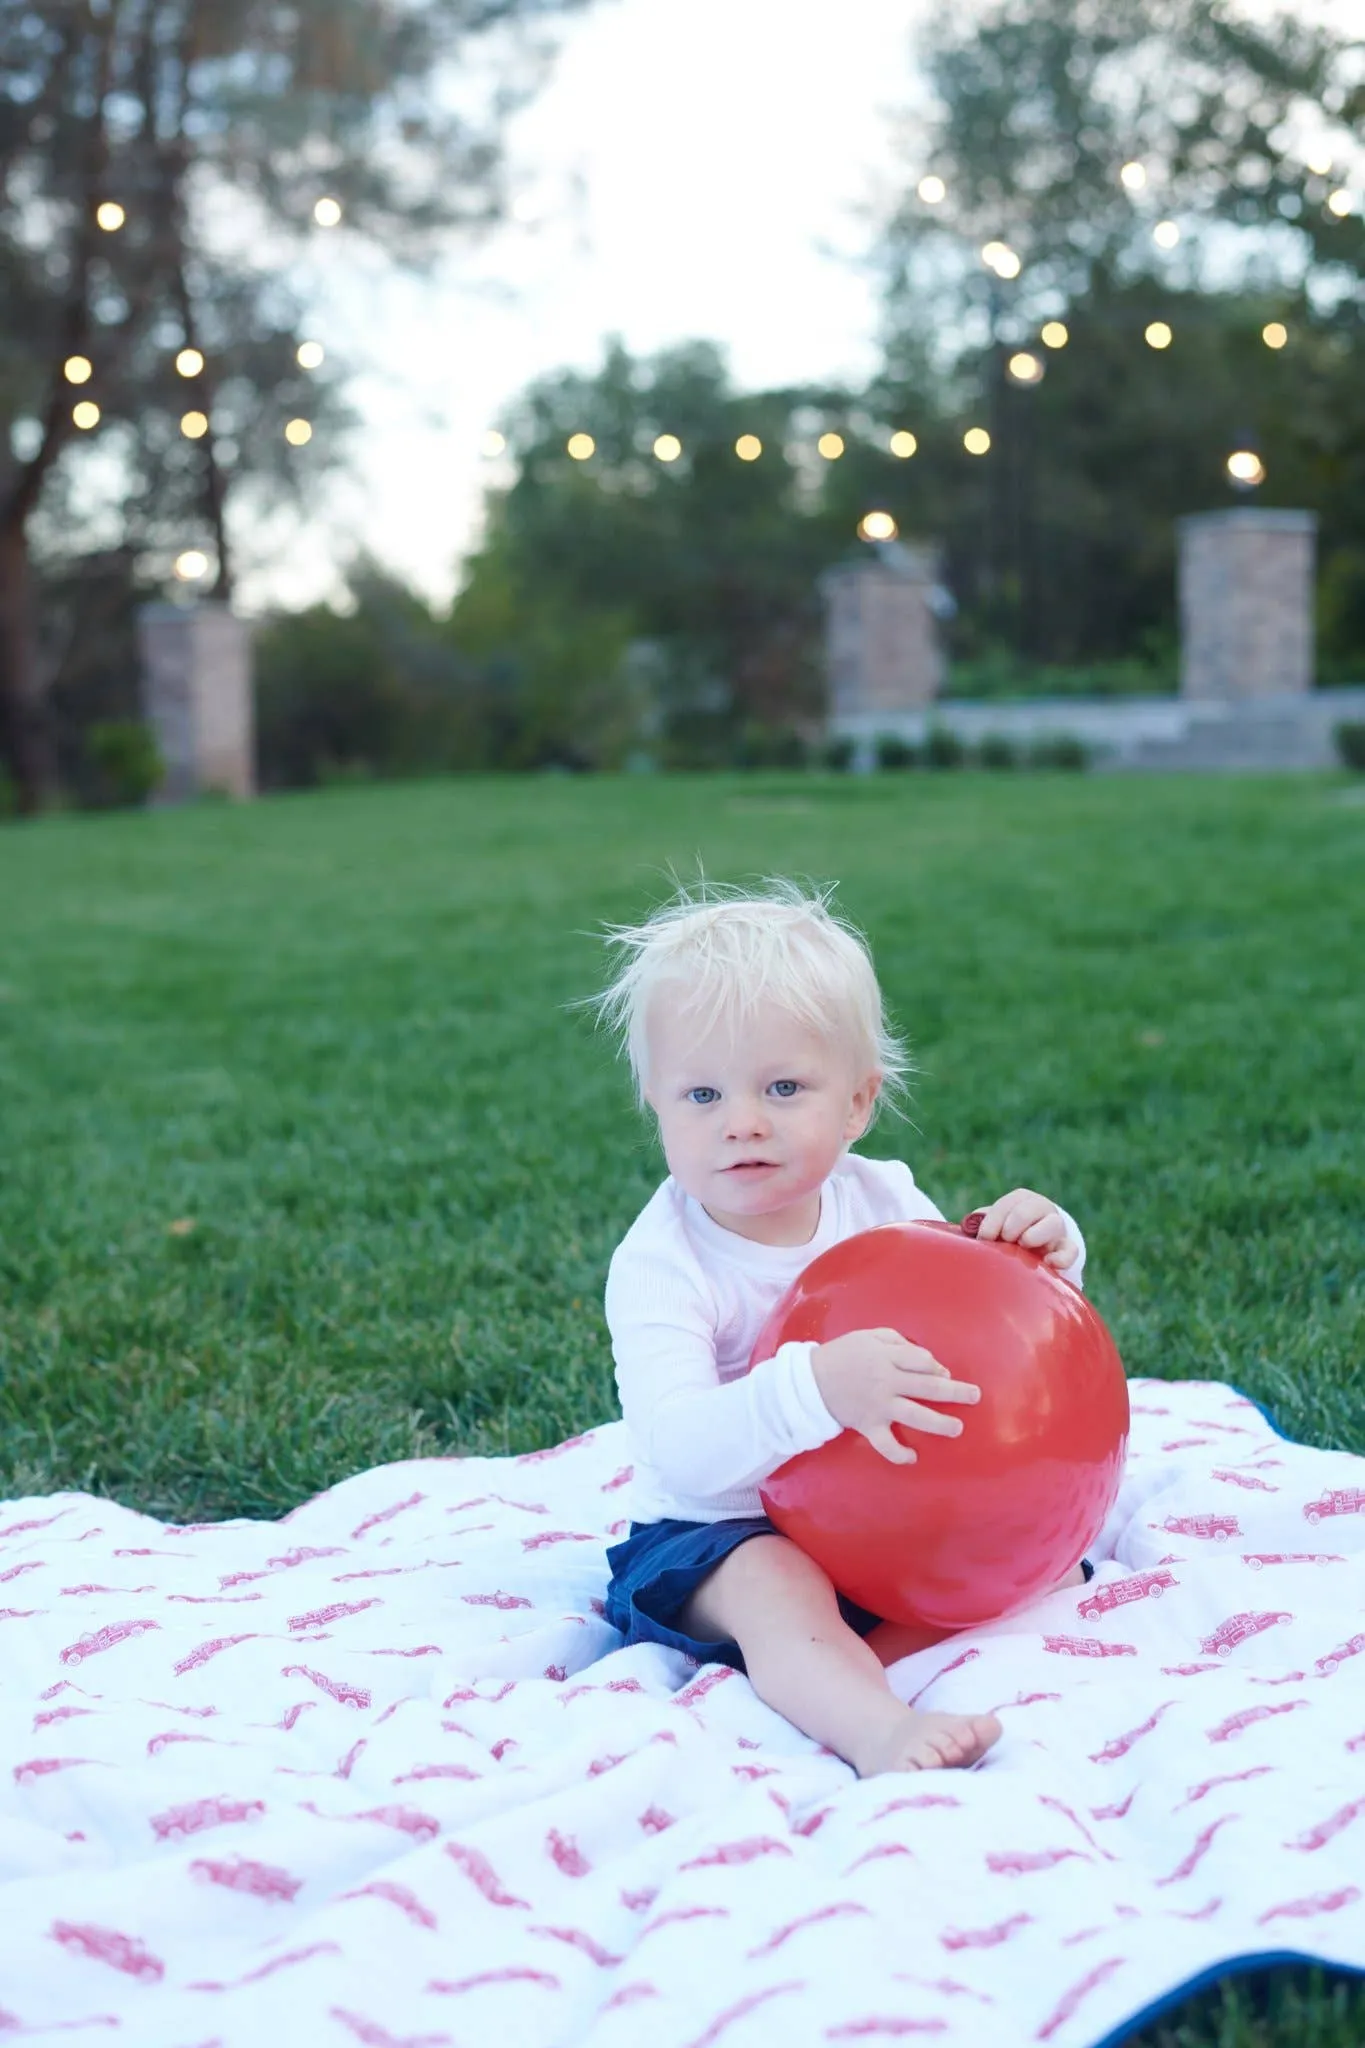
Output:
[593,880,1090,1778]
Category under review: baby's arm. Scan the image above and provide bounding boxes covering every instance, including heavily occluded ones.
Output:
[607,1252,840,1499]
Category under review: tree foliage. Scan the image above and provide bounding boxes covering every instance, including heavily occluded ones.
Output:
[0,0,586,809]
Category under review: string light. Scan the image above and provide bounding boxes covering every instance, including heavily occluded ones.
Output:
[175,551,209,581]
[653,433,682,462]
[889,430,917,458]
[1145,321,1173,349]
[176,348,204,378]
[1008,351,1043,383]
[96,201,125,231]
[72,401,101,430]
[1226,449,1265,486]
[285,419,313,446]
[566,432,595,460]
[481,429,506,457]
[917,174,946,204]
[858,511,898,541]
[963,426,991,454]
[1041,321,1069,349]
[313,197,342,227]
[1120,161,1147,191]
[1153,220,1180,248]
[981,240,1021,279]
[735,434,762,460]
[1304,148,1334,177]
[817,432,845,459]
[1327,189,1353,217]
[180,411,209,439]
[297,342,325,370]
[64,355,93,384]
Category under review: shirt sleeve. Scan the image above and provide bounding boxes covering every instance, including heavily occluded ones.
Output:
[604,1246,843,1500]
[853,1154,1087,1290]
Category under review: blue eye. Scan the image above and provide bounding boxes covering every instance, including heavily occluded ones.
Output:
[769,1080,801,1099]
[687,1087,719,1106]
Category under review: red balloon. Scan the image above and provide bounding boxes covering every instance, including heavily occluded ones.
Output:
[750,1220,1129,1630]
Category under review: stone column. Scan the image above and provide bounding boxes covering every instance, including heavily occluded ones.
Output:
[1177,509,1316,700]
[138,602,255,800]
[822,543,946,718]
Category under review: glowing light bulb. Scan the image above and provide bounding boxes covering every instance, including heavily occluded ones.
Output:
[1041,321,1069,349]
[285,418,313,446]
[297,342,325,370]
[566,433,595,461]
[1226,449,1265,486]
[176,348,205,378]
[735,434,762,461]
[175,550,209,582]
[817,432,845,460]
[1145,320,1173,349]
[1327,188,1353,217]
[1262,322,1288,350]
[1120,161,1147,191]
[180,411,209,439]
[313,197,342,227]
[64,355,93,385]
[889,430,917,458]
[481,430,506,457]
[1153,220,1180,249]
[963,427,991,455]
[72,401,101,430]
[96,201,125,231]
[1008,351,1043,383]
[1304,148,1333,177]
[858,511,898,542]
[917,174,946,205]
[981,240,1021,278]
[653,433,682,462]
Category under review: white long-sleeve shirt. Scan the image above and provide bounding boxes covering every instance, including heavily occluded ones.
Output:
[604,1153,1086,1526]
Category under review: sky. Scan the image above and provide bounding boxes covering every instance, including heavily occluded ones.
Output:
[240,0,928,613]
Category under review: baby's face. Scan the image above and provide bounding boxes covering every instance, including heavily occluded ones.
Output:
[643,992,879,1238]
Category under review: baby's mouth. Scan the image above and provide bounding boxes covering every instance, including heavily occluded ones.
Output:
[726,1160,777,1172]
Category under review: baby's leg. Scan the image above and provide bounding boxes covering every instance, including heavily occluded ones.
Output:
[865,1563,1090,1667]
[676,1534,1001,1778]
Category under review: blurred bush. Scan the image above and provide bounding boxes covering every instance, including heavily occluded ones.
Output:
[84,721,163,808]
[922,725,967,770]
[1027,734,1090,771]
[976,732,1020,770]
[1334,723,1365,773]
[874,733,920,770]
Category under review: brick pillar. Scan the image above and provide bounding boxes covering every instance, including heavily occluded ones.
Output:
[822,544,946,717]
[138,602,255,800]
[1178,509,1316,700]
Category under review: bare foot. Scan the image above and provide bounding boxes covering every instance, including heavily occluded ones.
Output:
[851,1705,1002,1778]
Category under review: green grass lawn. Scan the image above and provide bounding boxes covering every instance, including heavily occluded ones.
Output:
[2,770,1363,2047]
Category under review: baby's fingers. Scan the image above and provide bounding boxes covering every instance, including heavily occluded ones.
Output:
[866,1425,918,1466]
[897,1372,980,1405]
[891,1396,966,1438]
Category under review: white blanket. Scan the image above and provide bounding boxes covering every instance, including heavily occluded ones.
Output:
[2,1377,1363,2048]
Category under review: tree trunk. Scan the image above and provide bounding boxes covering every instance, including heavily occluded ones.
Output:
[0,513,52,815]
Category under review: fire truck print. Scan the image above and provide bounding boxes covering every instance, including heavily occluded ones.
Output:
[1162,1515,1240,1541]
[1303,1489,1365,1525]
[1243,1553,1344,1570]
[1199,1611,1292,1657]
[1077,1568,1177,1619]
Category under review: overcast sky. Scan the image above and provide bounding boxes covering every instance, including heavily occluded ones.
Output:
[240,0,927,612]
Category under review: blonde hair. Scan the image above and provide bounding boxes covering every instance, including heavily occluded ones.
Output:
[586,876,911,1123]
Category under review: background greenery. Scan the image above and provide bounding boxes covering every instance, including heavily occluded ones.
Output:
[2,771,1363,2044]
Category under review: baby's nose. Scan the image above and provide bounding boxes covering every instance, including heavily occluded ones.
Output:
[725,1097,771,1137]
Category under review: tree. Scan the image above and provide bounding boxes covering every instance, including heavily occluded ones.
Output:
[453,340,919,762]
[0,0,587,813]
[874,0,1365,678]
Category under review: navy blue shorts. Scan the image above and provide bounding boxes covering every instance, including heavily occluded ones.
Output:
[603,1519,1097,1673]
[603,1515,883,1672]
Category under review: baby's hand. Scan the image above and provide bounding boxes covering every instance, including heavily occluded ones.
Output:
[969,1189,1076,1269]
[811,1328,980,1466]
